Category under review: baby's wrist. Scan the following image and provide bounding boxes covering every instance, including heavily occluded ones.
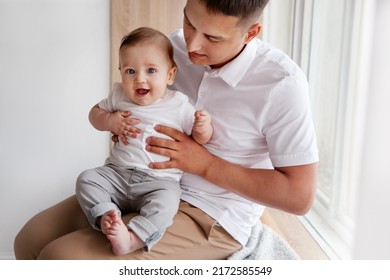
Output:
[105,113,116,132]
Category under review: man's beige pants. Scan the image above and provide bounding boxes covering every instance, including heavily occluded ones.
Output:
[14,196,241,260]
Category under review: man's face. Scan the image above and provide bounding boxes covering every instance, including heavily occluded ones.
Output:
[183,0,250,68]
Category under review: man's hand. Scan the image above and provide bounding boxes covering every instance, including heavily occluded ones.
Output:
[145,125,213,175]
[144,126,317,215]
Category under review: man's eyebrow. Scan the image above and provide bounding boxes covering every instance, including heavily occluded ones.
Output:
[183,8,226,41]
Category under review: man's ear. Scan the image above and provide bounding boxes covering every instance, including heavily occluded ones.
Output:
[167,66,177,85]
[244,23,261,44]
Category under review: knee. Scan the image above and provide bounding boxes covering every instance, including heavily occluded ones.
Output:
[37,240,65,260]
[14,217,43,260]
[37,236,80,260]
[75,169,95,196]
[14,226,35,259]
[159,188,181,214]
[149,193,181,222]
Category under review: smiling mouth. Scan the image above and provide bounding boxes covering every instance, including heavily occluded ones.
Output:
[136,88,149,96]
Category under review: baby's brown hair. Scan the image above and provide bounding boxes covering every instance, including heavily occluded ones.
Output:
[119,27,176,69]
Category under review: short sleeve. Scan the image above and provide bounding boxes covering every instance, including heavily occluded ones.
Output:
[98,82,122,112]
[263,74,318,167]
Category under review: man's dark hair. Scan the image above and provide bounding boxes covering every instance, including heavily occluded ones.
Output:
[199,0,269,27]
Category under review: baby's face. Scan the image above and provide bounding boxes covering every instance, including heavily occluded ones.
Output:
[119,44,176,106]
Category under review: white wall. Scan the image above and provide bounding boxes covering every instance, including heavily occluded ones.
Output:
[353,0,390,259]
[0,0,110,258]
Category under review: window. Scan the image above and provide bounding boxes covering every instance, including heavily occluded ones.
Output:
[262,0,374,259]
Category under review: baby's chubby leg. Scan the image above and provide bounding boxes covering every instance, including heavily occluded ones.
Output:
[101,210,144,256]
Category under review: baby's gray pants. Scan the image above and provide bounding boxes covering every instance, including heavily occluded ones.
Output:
[75,163,181,251]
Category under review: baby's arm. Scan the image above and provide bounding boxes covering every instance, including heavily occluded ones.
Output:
[192,110,213,145]
[89,104,141,145]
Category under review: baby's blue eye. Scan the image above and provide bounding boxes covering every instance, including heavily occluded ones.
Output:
[147,68,156,74]
[126,69,135,74]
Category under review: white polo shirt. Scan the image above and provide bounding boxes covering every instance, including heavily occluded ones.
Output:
[169,29,318,246]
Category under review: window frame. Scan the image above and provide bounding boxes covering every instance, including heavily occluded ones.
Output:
[262,0,375,259]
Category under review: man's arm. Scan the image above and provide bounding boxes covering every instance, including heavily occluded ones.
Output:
[146,125,317,215]
[204,158,317,215]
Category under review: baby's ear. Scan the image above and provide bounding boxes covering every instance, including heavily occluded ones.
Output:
[167,66,177,85]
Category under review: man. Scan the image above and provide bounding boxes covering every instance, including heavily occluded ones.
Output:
[14,0,318,259]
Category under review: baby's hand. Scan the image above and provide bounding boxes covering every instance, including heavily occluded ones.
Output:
[107,111,141,145]
[193,110,212,135]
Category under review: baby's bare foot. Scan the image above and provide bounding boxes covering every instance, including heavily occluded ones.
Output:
[102,211,145,255]
[101,210,119,235]
[106,220,133,256]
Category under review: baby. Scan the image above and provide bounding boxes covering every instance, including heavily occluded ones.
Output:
[76,27,213,255]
